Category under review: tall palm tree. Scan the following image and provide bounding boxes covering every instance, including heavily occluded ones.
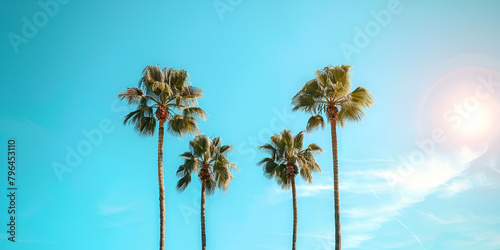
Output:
[258,129,323,250]
[176,135,238,250]
[291,65,374,250]
[118,65,207,250]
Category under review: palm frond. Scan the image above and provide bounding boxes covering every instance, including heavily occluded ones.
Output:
[293,131,304,151]
[177,152,199,177]
[176,173,192,192]
[258,157,279,179]
[305,115,325,133]
[205,178,217,196]
[350,86,374,108]
[167,114,201,137]
[123,98,156,137]
[291,93,320,113]
[305,143,323,153]
[182,107,208,121]
[180,86,204,106]
[139,65,163,95]
[219,145,233,156]
[299,167,313,184]
[275,164,291,189]
[213,157,233,192]
[152,81,173,97]
[258,144,276,158]
[337,101,365,128]
[291,79,325,114]
[117,88,145,105]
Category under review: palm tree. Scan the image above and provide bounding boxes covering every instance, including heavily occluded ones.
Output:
[258,129,323,250]
[291,65,374,250]
[118,65,207,250]
[176,135,238,250]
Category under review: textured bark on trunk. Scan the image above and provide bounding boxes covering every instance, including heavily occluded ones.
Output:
[330,118,341,250]
[158,122,166,250]
[291,177,298,250]
[201,180,207,250]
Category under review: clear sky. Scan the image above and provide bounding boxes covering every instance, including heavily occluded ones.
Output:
[1,0,500,249]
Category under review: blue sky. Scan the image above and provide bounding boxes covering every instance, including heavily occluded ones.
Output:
[1,0,500,249]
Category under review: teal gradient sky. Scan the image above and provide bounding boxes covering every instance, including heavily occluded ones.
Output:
[1,1,500,249]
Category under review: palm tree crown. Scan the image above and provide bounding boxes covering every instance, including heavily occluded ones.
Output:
[258,129,323,188]
[118,65,207,136]
[176,135,238,194]
[291,65,373,130]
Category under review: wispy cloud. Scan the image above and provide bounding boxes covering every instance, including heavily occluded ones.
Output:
[414,209,500,247]
[438,173,491,198]
[298,231,334,249]
[262,175,334,205]
[298,231,334,241]
[340,146,491,249]
[343,233,373,249]
[485,158,500,174]
[339,158,396,163]
[296,183,333,197]
[449,227,500,248]
[97,203,137,216]
[259,146,497,249]
[416,210,468,225]
[95,202,145,228]
[395,218,424,248]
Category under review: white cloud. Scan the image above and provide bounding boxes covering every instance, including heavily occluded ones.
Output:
[262,175,334,203]
[395,218,424,248]
[258,145,498,249]
[343,233,373,249]
[296,184,333,197]
[340,146,491,249]
[97,203,136,216]
[339,157,396,164]
[298,231,335,250]
[485,158,500,174]
[417,210,468,225]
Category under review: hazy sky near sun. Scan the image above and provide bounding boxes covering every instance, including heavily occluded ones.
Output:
[1,1,500,249]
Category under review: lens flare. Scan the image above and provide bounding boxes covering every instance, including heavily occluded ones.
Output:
[417,67,500,148]
[452,103,493,138]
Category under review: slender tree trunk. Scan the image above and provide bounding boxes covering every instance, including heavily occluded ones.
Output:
[291,177,298,250]
[158,122,166,250]
[201,180,207,250]
[330,118,341,250]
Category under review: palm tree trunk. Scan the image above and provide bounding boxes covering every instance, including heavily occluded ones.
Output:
[201,180,207,250]
[330,118,341,250]
[158,121,166,250]
[291,177,298,250]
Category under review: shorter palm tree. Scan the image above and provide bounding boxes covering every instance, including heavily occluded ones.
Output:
[258,129,323,250]
[176,135,238,250]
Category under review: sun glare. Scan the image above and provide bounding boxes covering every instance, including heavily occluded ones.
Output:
[454,103,494,138]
